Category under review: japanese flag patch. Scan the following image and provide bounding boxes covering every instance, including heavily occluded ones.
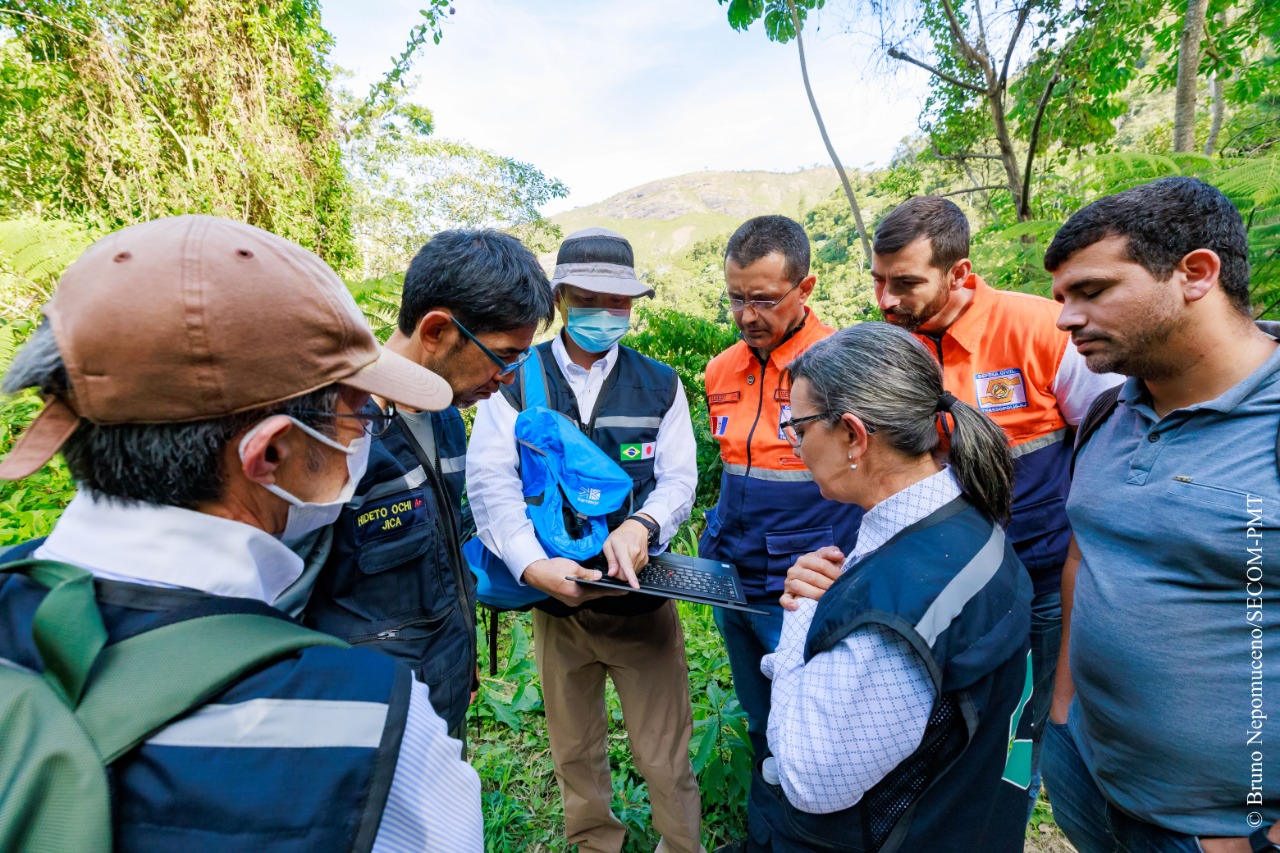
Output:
[620,442,656,461]
[974,368,1028,413]
[711,416,729,437]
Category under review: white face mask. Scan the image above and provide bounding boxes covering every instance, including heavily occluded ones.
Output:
[238,416,371,542]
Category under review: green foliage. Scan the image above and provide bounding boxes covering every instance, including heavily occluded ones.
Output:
[0,218,92,547]
[626,307,740,515]
[721,0,824,42]
[338,81,567,278]
[471,600,752,851]
[0,0,354,267]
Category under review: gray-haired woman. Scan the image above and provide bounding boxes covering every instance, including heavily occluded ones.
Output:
[748,322,1032,853]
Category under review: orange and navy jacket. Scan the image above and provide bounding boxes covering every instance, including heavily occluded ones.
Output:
[699,309,864,603]
[916,274,1074,595]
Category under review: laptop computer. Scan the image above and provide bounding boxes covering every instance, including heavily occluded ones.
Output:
[570,552,767,614]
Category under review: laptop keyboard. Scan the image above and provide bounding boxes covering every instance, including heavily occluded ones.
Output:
[637,563,738,600]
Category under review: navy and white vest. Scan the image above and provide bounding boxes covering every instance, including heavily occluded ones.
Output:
[304,404,475,733]
[749,498,1033,853]
[0,548,410,853]
[502,340,679,618]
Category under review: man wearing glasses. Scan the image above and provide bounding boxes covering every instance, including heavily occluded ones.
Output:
[700,215,864,767]
[295,229,555,741]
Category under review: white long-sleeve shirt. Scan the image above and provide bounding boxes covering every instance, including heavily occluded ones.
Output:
[761,468,963,813]
[36,491,482,853]
[467,333,697,580]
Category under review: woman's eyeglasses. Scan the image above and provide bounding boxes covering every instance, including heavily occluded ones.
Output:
[778,411,876,449]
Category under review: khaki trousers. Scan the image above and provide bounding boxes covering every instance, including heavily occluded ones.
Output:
[533,601,704,853]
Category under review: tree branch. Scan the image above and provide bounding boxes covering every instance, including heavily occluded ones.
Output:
[886,47,989,94]
[938,185,1010,196]
[1000,3,1032,89]
[937,0,983,68]
[787,0,873,266]
[1020,71,1059,218]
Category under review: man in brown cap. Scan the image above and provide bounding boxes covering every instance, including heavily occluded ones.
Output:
[0,215,481,851]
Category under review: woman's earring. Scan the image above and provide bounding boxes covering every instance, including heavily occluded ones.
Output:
[848,453,858,471]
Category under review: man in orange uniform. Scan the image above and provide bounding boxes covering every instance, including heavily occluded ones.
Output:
[700,215,864,762]
[871,196,1121,813]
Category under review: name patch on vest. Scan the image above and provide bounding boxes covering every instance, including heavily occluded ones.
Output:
[774,388,790,402]
[354,490,430,544]
[708,391,740,404]
[974,368,1028,413]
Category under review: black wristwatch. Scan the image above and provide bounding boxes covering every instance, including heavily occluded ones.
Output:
[1251,825,1280,853]
[627,514,660,548]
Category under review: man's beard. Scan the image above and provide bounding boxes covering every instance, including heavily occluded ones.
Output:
[1077,300,1184,380]
[882,286,950,333]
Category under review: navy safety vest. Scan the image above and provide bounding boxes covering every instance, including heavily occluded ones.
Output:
[749,498,1033,853]
[501,339,679,618]
[0,541,410,853]
[304,403,476,733]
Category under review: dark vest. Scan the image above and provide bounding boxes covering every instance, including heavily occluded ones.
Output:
[749,498,1033,853]
[304,404,475,733]
[0,541,410,853]
[503,340,679,618]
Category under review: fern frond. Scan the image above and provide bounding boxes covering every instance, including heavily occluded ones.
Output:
[1208,158,1280,209]
[0,219,98,327]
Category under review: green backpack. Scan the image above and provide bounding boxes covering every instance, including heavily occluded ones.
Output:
[0,557,349,852]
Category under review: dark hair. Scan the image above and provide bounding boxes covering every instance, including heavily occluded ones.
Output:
[556,231,635,267]
[725,215,811,283]
[787,322,1013,524]
[3,322,339,508]
[399,229,555,336]
[1044,177,1251,315]
[873,196,970,271]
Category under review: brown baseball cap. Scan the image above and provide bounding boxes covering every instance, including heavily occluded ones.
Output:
[0,215,450,480]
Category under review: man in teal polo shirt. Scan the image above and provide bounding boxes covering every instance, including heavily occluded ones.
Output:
[1045,177,1280,852]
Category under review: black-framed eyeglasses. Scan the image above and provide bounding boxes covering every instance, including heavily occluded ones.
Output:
[297,401,398,438]
[779,411,876,449]
[721,280,801,313]
[450,316,531,377]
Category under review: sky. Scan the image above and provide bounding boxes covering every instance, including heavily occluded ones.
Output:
[323,0,929,214]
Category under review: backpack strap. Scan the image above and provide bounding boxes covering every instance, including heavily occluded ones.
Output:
[78,611,347,763]
[1070,385,1122,477]
[500,346,550,413]
[0,558,348,764]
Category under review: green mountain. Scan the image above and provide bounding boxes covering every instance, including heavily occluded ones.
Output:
[550,167,841,261]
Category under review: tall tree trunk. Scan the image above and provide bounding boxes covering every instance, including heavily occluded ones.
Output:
[1174,0,1208,152]
[1205,73,1224,155]
[987,89,1028,220]
[786,0,872,267]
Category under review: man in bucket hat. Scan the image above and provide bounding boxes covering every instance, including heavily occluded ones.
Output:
[468,227,705,852]
[0,215,481,851]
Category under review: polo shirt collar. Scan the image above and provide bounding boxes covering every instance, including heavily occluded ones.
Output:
[936,274,989,355]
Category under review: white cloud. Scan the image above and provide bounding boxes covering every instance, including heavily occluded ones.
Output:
[325,0,928,212]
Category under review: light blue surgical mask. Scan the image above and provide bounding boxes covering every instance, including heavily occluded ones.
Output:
[565,306,631,353]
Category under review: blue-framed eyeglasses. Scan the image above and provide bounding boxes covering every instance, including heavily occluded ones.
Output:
[450,316,531,377]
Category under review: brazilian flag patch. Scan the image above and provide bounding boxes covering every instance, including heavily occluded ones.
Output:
[620,442,656,461]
